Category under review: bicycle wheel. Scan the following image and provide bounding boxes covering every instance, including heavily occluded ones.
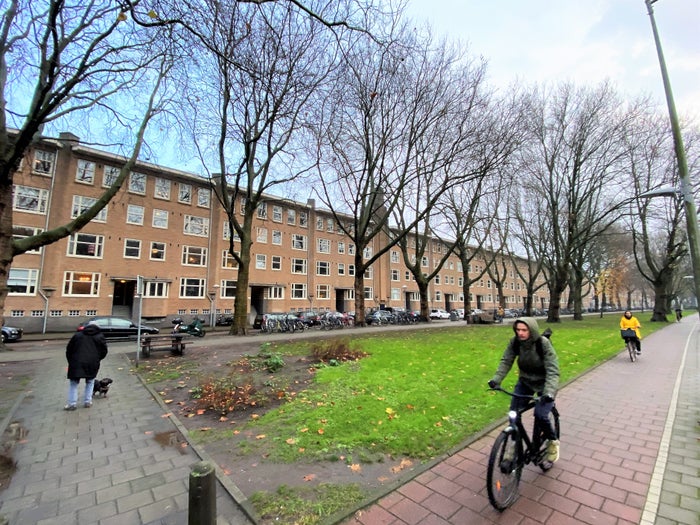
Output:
[487,431,522,511]
[627,340,636,362]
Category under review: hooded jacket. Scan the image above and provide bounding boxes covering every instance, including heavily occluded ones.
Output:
[66,323,108,380]
[490,317,559,398]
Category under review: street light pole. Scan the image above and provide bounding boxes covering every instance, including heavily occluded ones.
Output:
[645,0,700,318]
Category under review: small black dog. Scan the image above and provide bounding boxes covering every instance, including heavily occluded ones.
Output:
[93,378,113,398]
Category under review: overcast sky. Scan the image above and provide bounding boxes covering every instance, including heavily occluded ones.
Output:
[406,0,700,120]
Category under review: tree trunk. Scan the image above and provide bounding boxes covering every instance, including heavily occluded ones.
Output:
[231,234,253,335]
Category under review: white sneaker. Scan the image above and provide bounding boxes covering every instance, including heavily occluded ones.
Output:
[546,439,560,462]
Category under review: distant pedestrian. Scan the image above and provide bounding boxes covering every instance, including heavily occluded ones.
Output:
[65,322,108,410]
[675,306,682,322]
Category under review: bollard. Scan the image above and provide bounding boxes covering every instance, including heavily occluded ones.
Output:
[188,461,216,525]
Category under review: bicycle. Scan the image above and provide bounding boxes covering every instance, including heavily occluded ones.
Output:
[620,329,638,362]
[486,386,560,511]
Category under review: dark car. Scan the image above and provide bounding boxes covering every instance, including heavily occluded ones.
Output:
[1,325,23,343]
[77,316,159,339]
[296,311,321,327]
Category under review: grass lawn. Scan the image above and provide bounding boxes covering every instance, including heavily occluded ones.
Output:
[229,314,665,463]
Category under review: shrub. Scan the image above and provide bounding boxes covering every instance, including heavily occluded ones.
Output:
[310,338,367,364]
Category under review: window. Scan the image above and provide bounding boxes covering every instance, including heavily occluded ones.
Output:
[72,196,107,222]
[198,188,210,208]
[144,281,169,297]
[13,185,49,214]
[348,244,355,255]
[291,283,307,299]
[153,209,168,229]
[154,177,170,200]
[67,233,104,258]
[391,288,400,300]
[391,251,399,263]
[128,172,146,194]
[257,202,267,219]
[364,267,373,279]
[364,287,373,300]
[363,247,372,259]
[184,215,209,236]
[338,242,345,254]
[75,160,95,184]
[222,250,237,269]
[269,286,284,299]
[338,263,345,276]
[182,245,207,266]
[63,271,100,296]
[256,227,268,243]
[435,274,441,285]
[291,258,307,274]
[8,268,38,295]
[271,256,281,270]
[317,284,330,299]
[179,278,205,298]
[299,211,308,227]
[421,256,428,267]
[33,149,56,176]
[103,165,120,187]
[272,205,283,222]
[223,222,240,241]
[256,254,266,269]
[272,230,282,245]
[13,226,42,254]
[179,183,192,203]
[150,241,166,260]
[221,280,237,297]
[316,217,324,230]
[287,209,296,225]
[317,238,330,254]
[124,239,141,258]
[126,204,144,225]
[292,234,307,251]
[391,269,400,281]
[240,196,247,214]
[326,218,334,232]
[348,264,355,276]
[316,261,330,276]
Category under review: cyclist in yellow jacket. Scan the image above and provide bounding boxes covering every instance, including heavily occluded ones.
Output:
[620,310,642,355]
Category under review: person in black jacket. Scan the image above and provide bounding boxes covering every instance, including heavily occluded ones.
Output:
[65,322,108,410]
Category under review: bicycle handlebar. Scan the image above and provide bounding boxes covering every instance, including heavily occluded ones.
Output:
[488,386,538,400]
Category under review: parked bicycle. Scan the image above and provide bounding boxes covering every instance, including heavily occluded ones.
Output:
[486,386,560,511]
[620,329,638,362]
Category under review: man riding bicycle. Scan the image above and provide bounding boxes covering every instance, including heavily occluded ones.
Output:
[488,317,560,463]
[619,310,642,355]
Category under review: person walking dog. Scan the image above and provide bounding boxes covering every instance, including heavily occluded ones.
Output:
[64,322,108,410]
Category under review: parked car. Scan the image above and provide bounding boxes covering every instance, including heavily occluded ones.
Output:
[215,314,234,326]
[296,311,321,327]
[429,308,451,320]
[1,325,23,343]
[77,316,159,339]
[366,310,394,325]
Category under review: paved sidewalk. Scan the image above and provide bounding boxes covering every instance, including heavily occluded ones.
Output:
[1,319,698,524]
[0,347,255,525]
[341,318,700,525]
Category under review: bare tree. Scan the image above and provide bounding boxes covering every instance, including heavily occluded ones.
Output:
[519,82,634,323]
[0,1,182,344]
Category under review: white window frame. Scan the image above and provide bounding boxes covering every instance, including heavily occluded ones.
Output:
[179,278,206,298]
[103,165,120,187]
[144,281,169,298]
[271,256,282,270]
[67,233,104,258]
[316,261,331,276]
[182,245,208,267]
[124,239,141,259]
[272,205,283,222]
[150,241,166,261]
[272,230,282,245]
[291,283,307,299]
[256,227,268,243]
[128,172,147,194]
[291,258,307,275]
[63,271,100,296]
[154,177,171,200]
[292,234,307,251]
[13,185,49,214]
[8,268,39,295]
[184,215,209,237]
[72,196,107,222]
[222,250,237,269]
[33,149,56,176]
[317,238,331,254]
[256,254,267,269]
[179,183,192,204]
[152,209,169,229]
[126,204,144,225]
[197,188,211,208]
[75,159,95,184]
[316,284,330,299]
[13,226,42,254]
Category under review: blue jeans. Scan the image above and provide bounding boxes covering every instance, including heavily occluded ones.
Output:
[510,380,557,441]
[67,378,95,406]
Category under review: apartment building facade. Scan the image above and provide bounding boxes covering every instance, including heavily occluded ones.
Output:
[7,133,545,333]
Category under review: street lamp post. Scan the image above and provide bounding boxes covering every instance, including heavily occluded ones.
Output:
[645,0,700,318]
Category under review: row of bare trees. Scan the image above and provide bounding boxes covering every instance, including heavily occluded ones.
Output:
[2,0,698,339]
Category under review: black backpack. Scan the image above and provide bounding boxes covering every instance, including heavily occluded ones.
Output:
[513,327,552,361]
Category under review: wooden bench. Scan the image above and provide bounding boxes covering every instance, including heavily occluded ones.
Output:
[140,334,191,357]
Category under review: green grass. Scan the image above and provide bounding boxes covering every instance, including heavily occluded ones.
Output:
[240,316,666,463]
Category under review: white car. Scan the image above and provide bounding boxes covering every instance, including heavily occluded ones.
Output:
[429,308,451,319]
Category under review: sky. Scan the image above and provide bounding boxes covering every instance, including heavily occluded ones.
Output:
[406,0,700,120]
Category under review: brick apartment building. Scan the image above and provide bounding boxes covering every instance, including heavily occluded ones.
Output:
[7,132,546,333]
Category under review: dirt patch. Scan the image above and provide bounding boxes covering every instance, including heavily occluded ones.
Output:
[0,359,38,494]
[131,338,420,500]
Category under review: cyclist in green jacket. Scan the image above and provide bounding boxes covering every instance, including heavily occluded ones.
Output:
[488,317,561,462]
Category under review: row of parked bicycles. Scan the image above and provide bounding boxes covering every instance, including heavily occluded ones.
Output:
[256,308,426,333]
